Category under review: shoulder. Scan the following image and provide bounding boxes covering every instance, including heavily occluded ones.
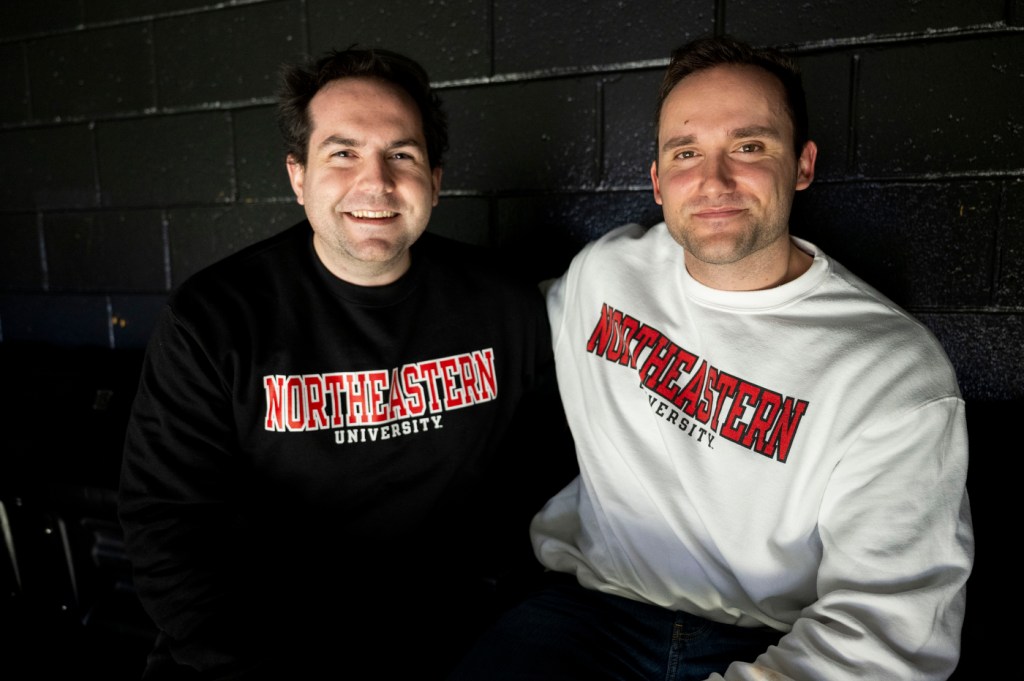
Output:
[570,222,666,272]
[168,220,311,317]
[188,221,308,283]
[811,245,962,398]
[554,222,667,297]
[587,222,654,254]
[414,231,544,300]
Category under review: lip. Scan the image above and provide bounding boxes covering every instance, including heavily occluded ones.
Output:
[691,207,745,219]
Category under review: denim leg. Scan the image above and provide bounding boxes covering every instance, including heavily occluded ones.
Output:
[447,574,782,681]
[448,576,656,680]
[665,610,783,681]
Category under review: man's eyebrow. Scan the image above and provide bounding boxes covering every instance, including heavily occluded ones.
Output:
[730,125,782,140]
[660,135,696,153]
[387,138,424,150]
[318,135,359,149]
[317,135,424,150]
[660,126,783,153]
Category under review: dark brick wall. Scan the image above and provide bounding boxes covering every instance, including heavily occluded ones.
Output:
[0,0,1021,403]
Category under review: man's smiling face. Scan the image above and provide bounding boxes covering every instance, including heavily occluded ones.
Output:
[651,64,815,286]
[287,77,442,286]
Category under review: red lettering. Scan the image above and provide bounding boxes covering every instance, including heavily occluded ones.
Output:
[401,365,426,416]
[639,336,674,388]
[458,355,478,405]
[720,380,760,442]
[474,349,497,400]
[324,374,345,427]
[440,357,463,408]
[765,397,808,463]
[344,373,369,425]
[614,315,641,366]
[264,375,286,431]
[304,375,329,430]
[674,359,707,417]
[709,371,739,431]
[742,388,781,454]
[586,303,617,356]
[418,361,444,412]
[630,325,661,369]
[285,376,304,430]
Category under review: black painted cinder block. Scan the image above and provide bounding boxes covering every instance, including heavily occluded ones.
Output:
[856,35,1024,176]
[234,105,294,202]
[918,312,1024,401]
[497,190,664,282]
[0,1,83,39]
[0,213,43,292]
[602,70,663,189]
[998,179,1024,306]
[111,294,168,349]
[0,43,29,125]
[443,78,600,192]
[28,24,155,121]
[797,52,852,182]
[790,181,998,309]
[154,0,306,108]
[0,125,97,211]
[430,196,493,246]
[0,293,112,347]
[44,211,167,293]
[725,0,1006,46]
[307,0,491,82]
[167,202,304,286]
[494,0,712,73]
[96,112,234,208]
[84,0,218,24]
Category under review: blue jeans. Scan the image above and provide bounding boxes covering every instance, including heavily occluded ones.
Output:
[449,573,782,680]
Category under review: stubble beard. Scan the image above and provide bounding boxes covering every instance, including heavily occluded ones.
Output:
[667,204,790,267]
[311,209,412,276]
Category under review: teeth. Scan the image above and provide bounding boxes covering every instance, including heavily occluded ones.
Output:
[350,210,397,218]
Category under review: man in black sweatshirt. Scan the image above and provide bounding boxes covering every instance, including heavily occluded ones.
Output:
[119,47,572,681]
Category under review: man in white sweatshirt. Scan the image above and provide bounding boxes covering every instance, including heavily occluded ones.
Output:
[449,34,973,681]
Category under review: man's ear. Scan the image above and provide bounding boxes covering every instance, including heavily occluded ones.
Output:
[795,141,817,192]
[286,155,306,205]
[650,160,663,205]
[431,166,443,207]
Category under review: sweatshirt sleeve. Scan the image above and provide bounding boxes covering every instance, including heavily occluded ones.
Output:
[713,397,974,681]
[118,305,267,677]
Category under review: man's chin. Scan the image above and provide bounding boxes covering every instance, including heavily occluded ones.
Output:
[671,229,744,262]
[349,235,419,260]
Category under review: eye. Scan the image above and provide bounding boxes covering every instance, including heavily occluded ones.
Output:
[675,150,697,159]
[737,143,763,153]
[390,149,423,162]
[330,150,352,158]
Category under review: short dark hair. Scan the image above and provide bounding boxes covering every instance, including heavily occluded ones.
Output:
[656,35,809,157]
[276,47,449,169]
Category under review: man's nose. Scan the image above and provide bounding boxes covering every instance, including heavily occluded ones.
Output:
[358,156,395,193]
[700,153,735,197]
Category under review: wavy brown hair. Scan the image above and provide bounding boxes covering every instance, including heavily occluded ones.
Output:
[276,46,449,169]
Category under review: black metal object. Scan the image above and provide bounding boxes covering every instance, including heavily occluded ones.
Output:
[0,344,154,679]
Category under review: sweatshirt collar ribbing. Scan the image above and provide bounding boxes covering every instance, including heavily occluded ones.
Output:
[677,233,830,312]
[308,231,423,307]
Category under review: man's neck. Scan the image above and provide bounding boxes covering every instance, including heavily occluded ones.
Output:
[684,238,812,292]
[312,236,412,287]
